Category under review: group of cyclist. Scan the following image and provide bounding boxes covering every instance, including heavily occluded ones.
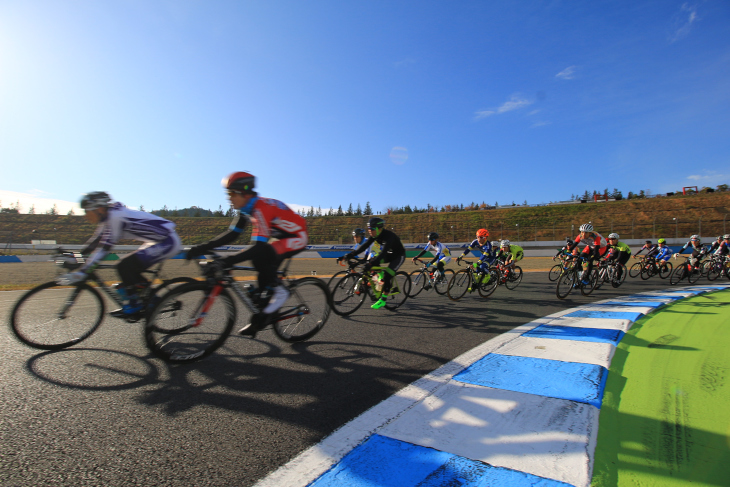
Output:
[60,177,730,324]
[59,171,309,335]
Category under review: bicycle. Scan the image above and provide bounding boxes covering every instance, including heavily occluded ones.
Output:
[669,255,702,285]
[639,258,672,280]
[328,258,410,316]
[9,249,196,350]
[555,256,598,299]
[594,259,627,289]
[548,251,571,282]
[144,255,332,362]
[628,255,651,278]
[703,255,730,281]
[408,258,454,297]
[495,261,523,290]
[329,259,377,316]
[446,259,499,301]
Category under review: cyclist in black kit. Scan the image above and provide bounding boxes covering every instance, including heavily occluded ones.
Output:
[338,217,406,309]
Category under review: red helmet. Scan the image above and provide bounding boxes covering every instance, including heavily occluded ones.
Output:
[476,228,489,238]
[222,171,255,193]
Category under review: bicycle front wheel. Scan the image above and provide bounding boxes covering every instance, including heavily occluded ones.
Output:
[434,269,454,295]
[556,270,575,299]
[145,281,236,363]
[628,262,642,278]
[273,277,331,342]
[611,264,627,288]
[669,265,686,285]
[384,272,410,310]
[658,262,673,279]
[447,269,471,301]
[329,271,366,316]
[548,264,562,282]
[477,269,500,298]
[407,269,427,298]
[10,282,104,350]
[505,266,523,290]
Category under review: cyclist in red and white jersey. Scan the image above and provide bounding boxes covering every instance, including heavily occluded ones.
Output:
[567,223,608,284]
[186,172,308,333]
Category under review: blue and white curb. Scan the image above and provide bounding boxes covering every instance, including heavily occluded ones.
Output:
[254,284,730,487]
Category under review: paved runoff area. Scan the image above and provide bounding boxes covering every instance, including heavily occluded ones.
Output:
[254,284,730,487]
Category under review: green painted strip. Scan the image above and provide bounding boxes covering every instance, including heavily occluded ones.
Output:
[592,289,730,486]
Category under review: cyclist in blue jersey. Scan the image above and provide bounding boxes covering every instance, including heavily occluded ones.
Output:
[456,228,496,289]
[673,234,708,268]
[57,192,182,316]
[654,238,673,272]
[351,228,378,260]
[412,232,452,284]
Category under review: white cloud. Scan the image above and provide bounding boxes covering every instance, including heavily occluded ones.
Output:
[555,66,576,80]
[0,190,82,215]
[669,3,699,43]
[531,121,551,128]
[685,172,729,186]
[475,95,533,120]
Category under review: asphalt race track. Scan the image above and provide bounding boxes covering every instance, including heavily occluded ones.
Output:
[1,274,671,486]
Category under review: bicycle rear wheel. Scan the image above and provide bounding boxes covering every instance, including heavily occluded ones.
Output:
[669,265,686,285]
[611,264,627,288]
[556,271,575,299]
[477,269,500,298]
[628,262,642,278]
[640,265,653,280]
[273,277,331,342]
[658,262,673,279]
[447,269,471,301]
[329,272,367,316]
[687,264,702,284]
[384,272,410,310]
[407,269,427,297]
[548,264,562,282]
[10,282,104,350]
[434,269,454,295]
[505,266,523,290]
[145,281,236,363]
[580,269,598,296]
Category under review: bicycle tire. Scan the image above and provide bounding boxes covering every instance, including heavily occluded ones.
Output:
[548,264,562,282]
[477,268,500,298]
[407,269,427,298]
[628,262,642,278]
[556,270,575,299]
[329,272,367,316]
[611,264,628,288]
[447,269,471,301]
[706,260,721,281]
[145,281,236,363]
[273,277,331,342]
[580,269,598,296]
[640,264,653,280]
[145,277,199,315]
[434,269,453,295]
[658,262,673,279]
[687,264,702,284]
[669,265,686,285]
[10,281,104,350]
[505,266,523,290]
[384,271,410,310]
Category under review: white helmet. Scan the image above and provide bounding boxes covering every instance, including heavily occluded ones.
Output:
[608,233,619,239]
[500,240,510,247]
[579,223,593,232]
[724,234,730,239]
[491,241,499,247]
[690,234,701,242]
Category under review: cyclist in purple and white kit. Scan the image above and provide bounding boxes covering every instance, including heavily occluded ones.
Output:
[57,192,182,316]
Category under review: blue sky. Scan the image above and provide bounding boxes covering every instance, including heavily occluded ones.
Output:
[1,1,729,215]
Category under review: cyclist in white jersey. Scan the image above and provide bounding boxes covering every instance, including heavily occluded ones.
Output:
[57,192,182,316]
[412,232,452,282]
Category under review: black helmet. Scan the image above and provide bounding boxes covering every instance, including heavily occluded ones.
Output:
[80,191,111,210]
[367,217,385,230]
[352,228,366,237]
[222,171,255,193]
[427,232,439,240]
[645,240,652,244]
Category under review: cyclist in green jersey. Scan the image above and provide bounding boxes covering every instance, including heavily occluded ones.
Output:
[604,233,632,280]
[496,240,523,276]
